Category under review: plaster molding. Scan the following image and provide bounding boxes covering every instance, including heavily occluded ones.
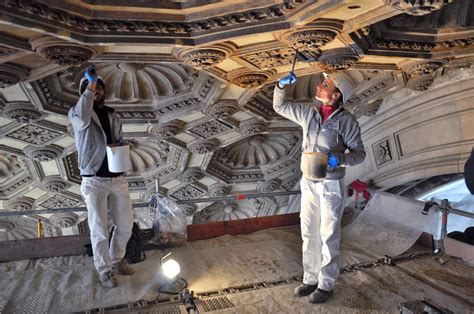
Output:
[0,63,29,88]
[31,37,99,66]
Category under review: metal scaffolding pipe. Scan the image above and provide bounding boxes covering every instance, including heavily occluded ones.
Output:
[0,190,302,218]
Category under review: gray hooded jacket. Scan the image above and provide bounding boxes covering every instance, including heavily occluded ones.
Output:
[273,85,365,180]
[68,89,123,176]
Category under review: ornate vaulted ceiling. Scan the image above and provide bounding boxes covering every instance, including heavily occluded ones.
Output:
[1,0,474,239]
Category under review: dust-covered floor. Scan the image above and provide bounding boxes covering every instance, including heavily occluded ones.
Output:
[0,226,473,313]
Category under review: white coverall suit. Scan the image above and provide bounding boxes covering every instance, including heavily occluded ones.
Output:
[273,86,365,291]
[69,89,133,276]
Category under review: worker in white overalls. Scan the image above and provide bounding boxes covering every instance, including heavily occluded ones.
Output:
[273,70,365,303]
[69,65,134,288]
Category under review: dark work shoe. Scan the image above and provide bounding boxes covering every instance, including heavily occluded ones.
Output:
[309,288,334,304]
[294,283,318,297]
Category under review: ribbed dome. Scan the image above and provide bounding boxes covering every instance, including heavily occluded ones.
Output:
[96,63,196,102]
[129,140,168,173]
[219,135,295,168]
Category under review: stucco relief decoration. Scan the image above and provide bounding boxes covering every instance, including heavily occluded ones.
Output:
[253,197,279,216]
[148,120,186,139]
[217,134,293,168]
[31,37,99,66]
[39,194,82,209]
[318,49,360,72]
[0,63,29,88]
[257,179,281,193]
[193,201,258,223]
[6,124,61,146]
[129,140,169,173]
[5,196,35,211]
[49,212,79,228]
[188,119,234,138]
[278,19,344,52]
[41,176,69,192]
[204,100,239,118]
[373,137,394,168]
[228,69,276,88]
[401,60,445,90]
[351,99,384,119]
[169,184,206,201]
[208,183,230,197]
[87,63,196,103]
[2,102,43,123]
[238,118,268,135]
[0,153,23,178]
[179,167,204,183]
[384,0,454,16]
[175,43,236,69]
[187,138,220,154]
[241,47,296,69]
[24,145,63,162]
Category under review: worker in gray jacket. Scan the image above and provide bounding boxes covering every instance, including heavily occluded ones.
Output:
[273,70,365,303]
[69,65,134,288]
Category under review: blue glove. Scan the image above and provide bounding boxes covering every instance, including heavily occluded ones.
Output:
[328,153,340,171]
[278,72,296,88]
[84,65,97,83]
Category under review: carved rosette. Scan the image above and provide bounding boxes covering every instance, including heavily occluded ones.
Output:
[0,63,29,88]
[319,49,360,72]
[2,102,42,123]
[257,179,281,193]
[24,145,63,162]
[148,120,186,139]
[50,212,79,228]
[179,204,197,217]
[175,43,236,69]
[204,100,239,118]
[278,20,344,51]
[5,196,35,211]
[31,37,99,66]
[238,119,268,135]
[179,167,204,183]
[208,184,230,197]
[228,69,276,88]
[41,176,69,192]
[384,0,454,16]
[187,138,220,154]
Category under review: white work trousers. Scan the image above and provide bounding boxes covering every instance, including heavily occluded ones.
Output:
[81,176,133,275]
[300,177,345,291]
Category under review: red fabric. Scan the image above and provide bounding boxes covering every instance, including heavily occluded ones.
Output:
[321,104,338,123]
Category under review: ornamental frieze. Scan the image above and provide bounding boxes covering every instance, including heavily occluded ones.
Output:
[6,124,62,146]
[188,119,234,139]
[31,37,99,66]
[0,63,29,89]
[400,60,445,76]
[39,194,82,209]
[384,0,454,16]
[174,43,236,69]
[228,69,276,88]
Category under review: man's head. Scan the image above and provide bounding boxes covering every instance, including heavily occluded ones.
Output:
[316,71,357,106]
[79,77,106,105]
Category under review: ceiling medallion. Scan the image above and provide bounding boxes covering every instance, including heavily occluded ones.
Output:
[5,196,35,211]
[187,138,220,154]
[23,145,63,162]
[228,69,276,88]
[204,100,239,118]
[318,48,360,72]
[148,120,186,139]
[31,37,99,66]
[50,212,79,228]
[2,102,42,123]
[0,63,29,89]
[384,0,454,16]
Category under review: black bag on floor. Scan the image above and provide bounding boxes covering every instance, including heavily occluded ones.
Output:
[465,148,474,194]
[85,222,146,264]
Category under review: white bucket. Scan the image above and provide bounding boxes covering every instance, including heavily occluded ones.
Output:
[106,143,131,173]
[301,152,328,180]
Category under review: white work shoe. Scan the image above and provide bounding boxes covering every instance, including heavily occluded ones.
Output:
[113,259,135,276]
[99,271,118,288]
